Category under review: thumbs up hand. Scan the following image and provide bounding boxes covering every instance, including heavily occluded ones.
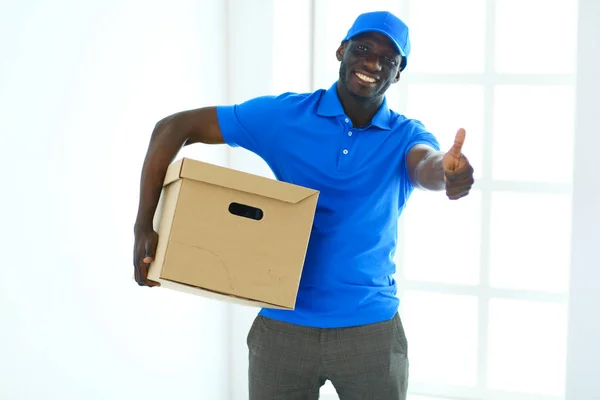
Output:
[442,128,474,200]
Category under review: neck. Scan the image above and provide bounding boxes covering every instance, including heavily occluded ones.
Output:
[336,80,384,127]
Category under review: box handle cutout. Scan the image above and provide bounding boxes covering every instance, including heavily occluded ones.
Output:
[228,202,264,221]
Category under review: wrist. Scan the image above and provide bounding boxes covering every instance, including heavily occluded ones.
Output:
[134,218,154,233]
[414,152,445,191]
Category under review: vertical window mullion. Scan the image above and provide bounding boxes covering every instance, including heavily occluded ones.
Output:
[478,0,497,397]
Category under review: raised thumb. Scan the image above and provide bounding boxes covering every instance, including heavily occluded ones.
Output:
[447,128,466,158]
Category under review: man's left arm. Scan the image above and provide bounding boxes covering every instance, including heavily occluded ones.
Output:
[406,128,475,200]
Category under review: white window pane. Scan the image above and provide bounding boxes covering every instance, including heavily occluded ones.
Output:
[489,192,572,292]
[492,85,575,183]
[401,190,481,285]
[495,0,578,74]
[273,0,312,93]
[406,84,484,179]
[488,299,568,396]
[408,0,486,73]
[313,0,404,89]
[401,292,478,387]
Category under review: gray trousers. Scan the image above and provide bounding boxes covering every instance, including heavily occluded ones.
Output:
[247,313,409,400]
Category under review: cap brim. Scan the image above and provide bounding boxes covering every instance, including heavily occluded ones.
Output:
[346,28,406,57]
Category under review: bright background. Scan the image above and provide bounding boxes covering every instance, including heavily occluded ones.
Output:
[1,0,598,399]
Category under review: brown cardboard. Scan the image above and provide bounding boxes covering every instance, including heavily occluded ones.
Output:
[147,157,319,309]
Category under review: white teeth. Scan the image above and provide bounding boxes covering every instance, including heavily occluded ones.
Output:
[355,72,376,83]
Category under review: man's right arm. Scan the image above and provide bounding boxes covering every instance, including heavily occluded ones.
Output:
[133,106,223,286]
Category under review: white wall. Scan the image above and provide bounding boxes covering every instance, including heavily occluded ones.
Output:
[565,0,600,398]
[0,0,230,399]
[2,1,599,399]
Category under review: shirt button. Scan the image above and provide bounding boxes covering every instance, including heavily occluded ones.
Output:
[345,118,349,123]
[343,149,349,155]
[348,131,353,136]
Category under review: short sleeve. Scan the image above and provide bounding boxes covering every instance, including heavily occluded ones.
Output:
[405,119,440,153]
[216,95,281,159]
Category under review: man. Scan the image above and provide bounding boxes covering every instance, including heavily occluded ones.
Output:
[133,11,474,400]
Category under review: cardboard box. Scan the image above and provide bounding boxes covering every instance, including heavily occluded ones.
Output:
[147,157,319,309]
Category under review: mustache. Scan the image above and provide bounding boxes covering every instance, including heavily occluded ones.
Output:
[339,61,392,98]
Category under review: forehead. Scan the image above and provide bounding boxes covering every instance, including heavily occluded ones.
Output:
[350,32,399,55]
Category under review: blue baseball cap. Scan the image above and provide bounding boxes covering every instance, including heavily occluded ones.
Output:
[342,11,411,70]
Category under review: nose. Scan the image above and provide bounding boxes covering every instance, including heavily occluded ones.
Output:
[363,53,382,72]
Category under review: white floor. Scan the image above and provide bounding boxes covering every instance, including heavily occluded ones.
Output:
[407,396,453,400]
[319,380,451,400]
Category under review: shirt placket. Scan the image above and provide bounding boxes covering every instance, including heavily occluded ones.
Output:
[337,116,357,171]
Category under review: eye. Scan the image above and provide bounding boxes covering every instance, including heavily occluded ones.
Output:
[385,56,398,65]
[356,45,368,51]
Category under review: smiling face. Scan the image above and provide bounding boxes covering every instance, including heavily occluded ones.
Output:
[337,32,403,100]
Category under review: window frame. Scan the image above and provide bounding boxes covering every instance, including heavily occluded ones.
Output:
[391,1,574,399]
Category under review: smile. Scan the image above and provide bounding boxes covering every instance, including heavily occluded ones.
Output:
[354,72,376,84]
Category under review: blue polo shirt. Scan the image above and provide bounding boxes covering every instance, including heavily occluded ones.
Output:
[216,82,439,328]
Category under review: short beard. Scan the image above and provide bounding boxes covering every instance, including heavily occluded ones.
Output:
[339,61,392,101]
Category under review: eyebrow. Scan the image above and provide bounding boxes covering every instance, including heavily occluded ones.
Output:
[353,39,399,58]
[354,37,392,47]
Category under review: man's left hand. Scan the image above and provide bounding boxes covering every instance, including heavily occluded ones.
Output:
[442,128,475,200]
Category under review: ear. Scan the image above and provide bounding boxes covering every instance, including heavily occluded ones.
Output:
[336,42,347,62]
[392,68,401,83]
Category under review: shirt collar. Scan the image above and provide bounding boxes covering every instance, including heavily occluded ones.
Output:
[317,81,392,130]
